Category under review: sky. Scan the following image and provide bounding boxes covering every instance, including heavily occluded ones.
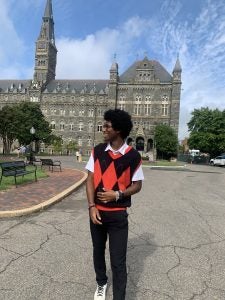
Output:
[0,0,225,140]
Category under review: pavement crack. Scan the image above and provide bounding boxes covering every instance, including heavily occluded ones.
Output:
[0,219,27,237]
[0,234,50,274]
[187,282,208,300]
[190,204,223,240]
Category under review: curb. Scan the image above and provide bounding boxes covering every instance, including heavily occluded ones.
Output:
[0,170,88,218]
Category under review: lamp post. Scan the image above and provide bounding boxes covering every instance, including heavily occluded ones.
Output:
[153,139,157,161]
[29,126,35,164]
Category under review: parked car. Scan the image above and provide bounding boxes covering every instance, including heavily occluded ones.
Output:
[210,155,225,166]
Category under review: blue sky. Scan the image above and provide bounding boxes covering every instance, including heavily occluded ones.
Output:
[0,0,225,140]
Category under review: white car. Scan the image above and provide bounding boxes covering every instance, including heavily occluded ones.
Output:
[210,155,225,166]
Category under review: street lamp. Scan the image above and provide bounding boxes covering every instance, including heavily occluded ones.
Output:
[29,126,36,164]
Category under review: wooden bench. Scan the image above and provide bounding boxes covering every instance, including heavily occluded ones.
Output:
[40,158,62,172]
[0,161,37,187]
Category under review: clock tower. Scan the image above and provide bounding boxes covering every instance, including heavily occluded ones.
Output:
[33,0,57,86]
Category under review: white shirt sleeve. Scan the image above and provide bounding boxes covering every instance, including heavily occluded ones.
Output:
[85,152,144,181]
[132,165,144,181]
[85,153,94,173]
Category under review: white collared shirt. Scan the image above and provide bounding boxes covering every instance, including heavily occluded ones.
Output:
[85,142,144,181]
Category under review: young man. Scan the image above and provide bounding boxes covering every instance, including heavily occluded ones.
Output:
[86,109,144,300]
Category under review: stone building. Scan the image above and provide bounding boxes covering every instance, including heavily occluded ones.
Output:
[0,0,182,156]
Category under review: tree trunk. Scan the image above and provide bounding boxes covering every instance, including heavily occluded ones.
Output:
[2,136,13,155]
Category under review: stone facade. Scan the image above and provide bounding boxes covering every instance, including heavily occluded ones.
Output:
[0,0,182,156]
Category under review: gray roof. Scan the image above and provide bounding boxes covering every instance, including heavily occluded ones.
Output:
[44,79,109,94]
[0,80,31,93]
[120,58,172,83]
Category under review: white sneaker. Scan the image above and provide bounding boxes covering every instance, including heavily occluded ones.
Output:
[94,283,107,300]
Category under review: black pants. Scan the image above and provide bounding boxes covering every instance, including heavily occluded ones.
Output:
[90,210,128,300]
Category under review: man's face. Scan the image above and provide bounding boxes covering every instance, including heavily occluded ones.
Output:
[102,121,120,142]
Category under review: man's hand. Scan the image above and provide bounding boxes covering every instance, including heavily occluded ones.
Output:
[97,188,116,203]
[89,207,102,225]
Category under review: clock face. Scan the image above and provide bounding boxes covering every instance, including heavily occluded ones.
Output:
[38,42,45,49]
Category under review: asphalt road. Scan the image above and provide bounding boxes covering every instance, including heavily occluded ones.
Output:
[0,157,225,300]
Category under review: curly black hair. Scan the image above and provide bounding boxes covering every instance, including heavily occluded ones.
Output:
[104,109,133,139]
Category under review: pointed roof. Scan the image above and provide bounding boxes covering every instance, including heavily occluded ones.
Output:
[38,0,56,46]
[173,57,182,72]
[120,58,172,83]
[110,54,118,71]
[44,0,53,18]
[136,124,145,137]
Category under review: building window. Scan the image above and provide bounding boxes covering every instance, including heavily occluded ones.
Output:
[134,104,141,115]
[162,104,168,116]
[135,95,142,102]
[79,121,84,131]
[69,123,74,131]
[79,109,85,116]
[144,104,151,115]
[69,109,75,115]
[88,109,94,117]
[119,94,126,101]
[97,123,103,132]
[97,108,102,116]
[50,121,56,129]
[60,122,65,130]
[145,95,151,102]
[87,136,92,146]
[118,103,125,110]
[30,96,39,102]
[60,109,65,115]
[50,109,57,115]
[143,121,150,129]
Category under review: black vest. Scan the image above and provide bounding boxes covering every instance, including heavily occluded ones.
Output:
[93,143,141,208]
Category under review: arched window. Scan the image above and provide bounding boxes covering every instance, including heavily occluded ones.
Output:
[50,121,56,129]
[79,121,84,131]
[60,122,65,130]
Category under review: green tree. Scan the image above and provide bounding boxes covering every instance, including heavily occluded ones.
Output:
[65,141,78,154]
[52,138,63,154]
[188,108,225,157]
[154,124,178,159]
[0,102,53,154]
[15,102,52,147]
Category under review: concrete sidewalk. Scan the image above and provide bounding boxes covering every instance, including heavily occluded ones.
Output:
[0,168,87,218]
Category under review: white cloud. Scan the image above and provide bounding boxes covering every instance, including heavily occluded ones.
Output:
[1,0,225,141]
[0,2,25,63]
[56,17,150,79]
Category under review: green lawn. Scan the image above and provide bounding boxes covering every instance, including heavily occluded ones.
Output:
[142,159,185,166]
[0,166,48,191]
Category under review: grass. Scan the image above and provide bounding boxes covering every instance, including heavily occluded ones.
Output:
[0,166,48,191]
[142,159,185,166]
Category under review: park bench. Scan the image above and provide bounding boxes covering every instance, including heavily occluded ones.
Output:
[25,156,42,166]
[0,161,37,187]
[40,158,62,172]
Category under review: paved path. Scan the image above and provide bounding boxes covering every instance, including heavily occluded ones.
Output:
[0,158,225,299]
[0,166,87,217]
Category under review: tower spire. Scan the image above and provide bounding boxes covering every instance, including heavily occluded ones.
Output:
[33,0,57,85]
[44,0,53,18]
